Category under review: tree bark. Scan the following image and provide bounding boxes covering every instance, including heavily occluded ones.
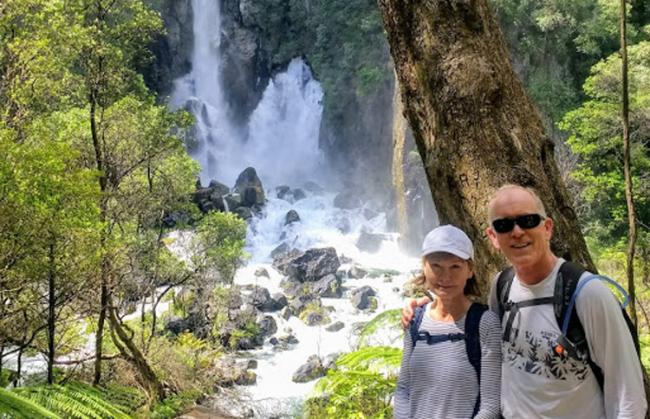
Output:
[47,238,56,385]
[620,0,639,336]
[377,0,595,289]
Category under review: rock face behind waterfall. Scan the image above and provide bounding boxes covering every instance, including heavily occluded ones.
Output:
[234,167,265,207]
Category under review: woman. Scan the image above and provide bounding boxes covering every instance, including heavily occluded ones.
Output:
[394,225,501,419]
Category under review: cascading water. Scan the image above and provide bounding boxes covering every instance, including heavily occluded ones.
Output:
[170,2,419,417]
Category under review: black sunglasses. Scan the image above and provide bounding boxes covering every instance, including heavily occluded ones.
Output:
[491,214,544,233]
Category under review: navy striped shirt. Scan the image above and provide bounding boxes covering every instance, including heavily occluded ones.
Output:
[394,304,501,418]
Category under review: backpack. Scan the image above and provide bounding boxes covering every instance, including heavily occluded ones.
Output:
[496,260,640,389]
[409,302,488,418]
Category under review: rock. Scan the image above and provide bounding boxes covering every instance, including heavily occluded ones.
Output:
[223,193,242,211]
[193,180,230,214]
[326,321,345,332]
[254,267,269,278]
[271,293,288,310]
[271,247,301,272]
[312,274,342,298]
[347,265,368,279]
[256,315,277,338]
[356,230,383,253]
[284,209,300,225]
[276,185,291,200]
[350,286,376,310]
[233,167,265,207]
[164,317,191,335]
[235,370,257,386]
[280,306,292,320]
[292,355,326,383]
[233,206,253,220]
[333,191,362,209]
[282,247,341,282]
[161,209,193,228]
[292,188,306,201]
[245,287,277,312]
[245,359,258,369]
[302,311,329,326]
[269,242,290,259]
[289,294,319,316]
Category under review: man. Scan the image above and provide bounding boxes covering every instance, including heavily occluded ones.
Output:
[402,184,646,418]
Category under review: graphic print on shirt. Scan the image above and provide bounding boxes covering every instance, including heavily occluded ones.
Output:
[503,327,591,381]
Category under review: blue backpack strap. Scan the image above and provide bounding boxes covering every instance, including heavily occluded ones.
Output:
[410,305,426,347]
[465,302,488,418]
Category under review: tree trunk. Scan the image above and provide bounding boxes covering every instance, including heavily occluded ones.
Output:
[377,0,595,289]
[47,238,56,385]
[620,0,639,337]
[107,300,165,402]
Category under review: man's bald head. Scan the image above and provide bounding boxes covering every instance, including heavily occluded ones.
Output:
[487,184,547,223]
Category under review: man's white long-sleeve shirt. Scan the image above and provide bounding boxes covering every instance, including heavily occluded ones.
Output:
[489,258,646,419]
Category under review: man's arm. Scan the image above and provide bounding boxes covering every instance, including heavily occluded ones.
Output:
[577,278,647,419]
[400,296,430,329]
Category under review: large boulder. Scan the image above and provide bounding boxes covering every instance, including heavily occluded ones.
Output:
[233,167,265,207]
[193,180,230,214]
[256,314,277,339]
[245,287,277,312]
[281,247,341,282]
[292,355,326,383]
[311,274,342,298]
[271,247,301,272]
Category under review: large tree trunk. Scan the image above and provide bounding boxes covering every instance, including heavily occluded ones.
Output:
[377,0,595,289]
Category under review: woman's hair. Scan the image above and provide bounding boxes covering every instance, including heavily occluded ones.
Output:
[412,259,481,297]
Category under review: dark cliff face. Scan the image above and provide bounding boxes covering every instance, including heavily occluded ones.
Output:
[150,0,396,195]
[145,0,194,98]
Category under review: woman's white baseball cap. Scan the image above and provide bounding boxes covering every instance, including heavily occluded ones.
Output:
[421,225,474,260]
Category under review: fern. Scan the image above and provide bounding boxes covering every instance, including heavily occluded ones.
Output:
[307,346,400,418]
[357,309,402,347]
[13,382,132,419]
[0,387,62,418]
[336,346,402,371]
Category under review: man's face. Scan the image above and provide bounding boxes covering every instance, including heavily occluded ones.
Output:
[486,188,553,270]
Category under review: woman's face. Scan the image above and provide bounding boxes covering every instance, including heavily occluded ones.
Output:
[423,252,473,300]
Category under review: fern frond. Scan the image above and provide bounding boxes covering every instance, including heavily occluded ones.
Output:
[14,382,132,419]
[336,346,402,371]
[357,309,403,348]
[0,387,62,418]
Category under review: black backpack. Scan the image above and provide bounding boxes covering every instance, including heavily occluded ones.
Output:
[496,260,640,389]
[409,302,488,418]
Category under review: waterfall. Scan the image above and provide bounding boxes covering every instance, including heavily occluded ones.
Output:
[168,2,417,417]
[170,2,324,188]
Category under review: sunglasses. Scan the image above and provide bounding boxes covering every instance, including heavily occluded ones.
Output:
[491,214,544,234]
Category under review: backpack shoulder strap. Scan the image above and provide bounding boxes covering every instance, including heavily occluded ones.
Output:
[410,305,426,348]
[555,261,606,387]
[496,267,515,321]
[465,302,488,418]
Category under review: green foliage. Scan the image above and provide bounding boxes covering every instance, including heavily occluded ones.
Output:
[149,390,201,419]
[358,309,402,348]
[6,382,132,418]
[307,346,401,418]
[193,212,248,283]
[0,387,62,418]
[560,41,650,245]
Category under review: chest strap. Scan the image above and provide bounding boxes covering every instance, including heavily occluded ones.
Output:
[502,297,554,342]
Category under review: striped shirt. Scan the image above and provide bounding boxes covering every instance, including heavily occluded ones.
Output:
[394,303,501,418]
